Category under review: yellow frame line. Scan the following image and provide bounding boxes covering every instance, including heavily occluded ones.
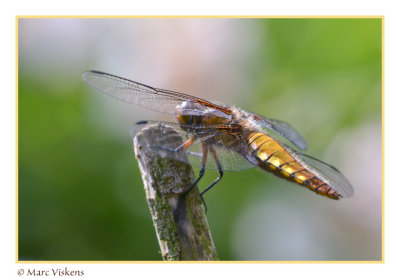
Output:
[15,15,384,19]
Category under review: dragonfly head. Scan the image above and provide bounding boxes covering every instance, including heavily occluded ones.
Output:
[175,101,200,126]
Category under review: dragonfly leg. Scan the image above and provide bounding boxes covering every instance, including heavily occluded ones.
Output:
[152,136,196,153]
[176,137,196,152]
[175,142,208,215]
[182,142,208,197]
[200,146,224,205]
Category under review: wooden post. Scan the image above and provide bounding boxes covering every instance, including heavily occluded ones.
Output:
[133,123,218,261]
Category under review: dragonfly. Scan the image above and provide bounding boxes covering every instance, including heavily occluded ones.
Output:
[82,70,353,205]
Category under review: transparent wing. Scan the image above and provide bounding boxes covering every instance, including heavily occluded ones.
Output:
[250,114,308,150]
[82,70,231,117]
[132,121,256,171]
[290,149,354,197]
[185,137,257,172]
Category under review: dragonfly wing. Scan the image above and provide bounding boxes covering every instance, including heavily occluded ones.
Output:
[184,138,256,171]
[82,71,230,117]
[294,150,354,198]
[82,71,185,114]
[132,121,256,171]
[252,115,308,150]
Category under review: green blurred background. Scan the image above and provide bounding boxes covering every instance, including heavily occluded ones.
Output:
[18,18,382,261]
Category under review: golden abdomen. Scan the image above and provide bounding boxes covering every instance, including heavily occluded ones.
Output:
[246,132,340,199]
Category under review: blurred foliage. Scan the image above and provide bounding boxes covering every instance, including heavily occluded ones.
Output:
[19,71,159,260]
[251,18,381,152]
[18,18,381,260]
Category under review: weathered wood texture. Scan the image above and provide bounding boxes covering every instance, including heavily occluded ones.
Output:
[133,124,218,261]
